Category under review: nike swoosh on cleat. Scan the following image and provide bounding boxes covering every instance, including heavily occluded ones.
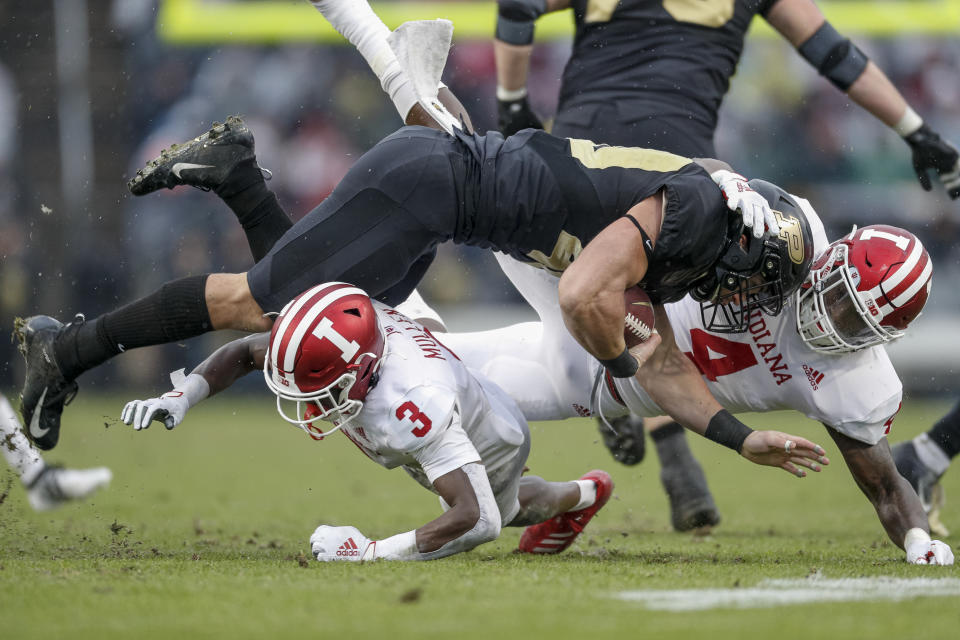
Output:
[172,162,214,179]
[29,387,50,439]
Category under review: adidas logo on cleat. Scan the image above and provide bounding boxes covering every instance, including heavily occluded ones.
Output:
[337,538,362,557]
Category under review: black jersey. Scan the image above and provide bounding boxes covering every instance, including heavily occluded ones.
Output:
[249,126,730,313]
[556,0,778,155]
[454,128,729,303]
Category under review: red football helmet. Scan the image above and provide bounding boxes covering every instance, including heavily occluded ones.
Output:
[796,225,932,353]
[263,282,385,438]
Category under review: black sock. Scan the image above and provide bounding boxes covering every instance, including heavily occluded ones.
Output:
[928,400,960,460]
[651,421,687,461]
[54,275,212,379]
[215,159,293,262]
[650,421,685,444]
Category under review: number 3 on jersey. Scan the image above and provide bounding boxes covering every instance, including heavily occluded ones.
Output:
[685,329,758,381]
[396,401,432,438]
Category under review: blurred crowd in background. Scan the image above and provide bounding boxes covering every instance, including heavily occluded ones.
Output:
[1,0,959,394]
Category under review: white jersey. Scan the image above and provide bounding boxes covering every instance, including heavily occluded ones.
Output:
[334,304,527,515]
[442,196,902,445]
[609,297,902,444]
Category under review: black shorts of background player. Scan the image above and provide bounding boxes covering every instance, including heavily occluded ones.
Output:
[495,0,960,193]
[15,89,813,452]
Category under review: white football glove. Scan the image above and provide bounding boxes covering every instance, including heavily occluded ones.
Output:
[905,528,955,565]
[310,525,375,562]
[711,169,780,239]
[121,393,190,430]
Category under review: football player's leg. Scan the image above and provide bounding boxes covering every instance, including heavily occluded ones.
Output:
[0,394,111,510]
[246,129,458,312]
[512,470,614,554]
[19,272,268,449]
[308,1,471,131]
[375,248,437,308]
[444,323,575,421]
[648,417,721,532]
[128,117,293,263]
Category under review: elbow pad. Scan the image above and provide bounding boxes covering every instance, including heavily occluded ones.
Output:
[496,0,547,45]
[798,21,869,91]
[419,463,502,560]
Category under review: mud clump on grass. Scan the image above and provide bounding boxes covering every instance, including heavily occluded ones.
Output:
[399,587,422,603]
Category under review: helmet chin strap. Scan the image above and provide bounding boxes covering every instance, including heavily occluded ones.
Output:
[274,395,363,440]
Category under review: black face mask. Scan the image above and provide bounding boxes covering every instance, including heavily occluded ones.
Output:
[696,235,785,333]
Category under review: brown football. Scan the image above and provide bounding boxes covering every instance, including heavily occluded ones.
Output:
[623,286,655,348]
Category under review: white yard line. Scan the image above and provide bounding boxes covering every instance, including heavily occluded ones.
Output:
[615,576,960,611]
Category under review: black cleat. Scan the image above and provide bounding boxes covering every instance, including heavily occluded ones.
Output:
[597,415,646,466]
[127,115,264,196]
[657,432,721,532]
[14,315,78,450]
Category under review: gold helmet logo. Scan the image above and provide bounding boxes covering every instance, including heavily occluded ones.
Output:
[774,210,805,264]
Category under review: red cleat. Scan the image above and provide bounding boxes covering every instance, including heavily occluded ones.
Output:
[518,469,614,554]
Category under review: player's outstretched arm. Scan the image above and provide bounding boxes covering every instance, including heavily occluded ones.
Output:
[493,0,569,135]
[767,0,960,198]
[310,462,502,562]
[120,333,269,431]
[635,308,829,477]
[827,427,953,563]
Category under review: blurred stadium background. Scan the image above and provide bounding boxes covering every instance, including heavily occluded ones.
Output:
[0,0,958,398]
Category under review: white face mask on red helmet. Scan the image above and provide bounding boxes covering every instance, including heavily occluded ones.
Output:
[796,224,932,354]
[263,282,385,439]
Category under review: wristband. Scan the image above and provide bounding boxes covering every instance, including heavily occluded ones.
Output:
[163,371,210,409]
[894,106,923,137]
[372,529,419,560]
[704,409,753,453]
[599,348,639,379]
[904,527,931,549]
[497,86,528,102]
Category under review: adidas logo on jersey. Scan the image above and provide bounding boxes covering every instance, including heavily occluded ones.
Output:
[803,364,825,390]
[337,538,362,557]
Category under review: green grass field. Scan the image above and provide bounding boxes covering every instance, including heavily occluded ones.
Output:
[2,393,958,639]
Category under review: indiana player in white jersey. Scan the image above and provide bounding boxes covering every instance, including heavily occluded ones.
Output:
[435,200,953,564]
[120,282,617,561]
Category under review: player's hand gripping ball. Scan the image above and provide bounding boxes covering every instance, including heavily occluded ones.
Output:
[623,286,655,349]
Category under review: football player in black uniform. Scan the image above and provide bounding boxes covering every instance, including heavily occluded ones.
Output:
[495,0,960,530]
[16,110,811,453]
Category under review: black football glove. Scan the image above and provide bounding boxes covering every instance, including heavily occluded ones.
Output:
[497,95,543,137]
[904,124,960,199]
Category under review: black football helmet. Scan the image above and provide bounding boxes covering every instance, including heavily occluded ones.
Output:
[694,180,814,333]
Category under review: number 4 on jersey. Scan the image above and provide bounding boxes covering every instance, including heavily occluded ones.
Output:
[685,329,758,381]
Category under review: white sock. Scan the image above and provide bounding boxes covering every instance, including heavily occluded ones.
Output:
[914,433,951,477]
[309,0,417,119]
[0,394,46,486]
[570,479,597,512]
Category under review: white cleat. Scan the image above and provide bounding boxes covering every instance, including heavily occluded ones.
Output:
[26,465,113,512]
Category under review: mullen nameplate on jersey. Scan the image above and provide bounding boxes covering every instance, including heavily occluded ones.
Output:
[774,210,805,264]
